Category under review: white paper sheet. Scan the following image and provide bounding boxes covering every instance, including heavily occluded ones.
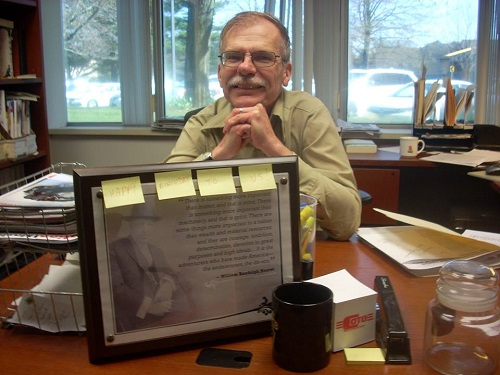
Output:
[420,149,500,167]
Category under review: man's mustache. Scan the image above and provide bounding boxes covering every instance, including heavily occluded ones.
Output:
[227,76,268,89]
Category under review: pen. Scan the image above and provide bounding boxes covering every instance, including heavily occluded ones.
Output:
[403,258,456,266]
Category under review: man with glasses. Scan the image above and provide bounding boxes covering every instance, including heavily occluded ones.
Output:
[165,11,360,241]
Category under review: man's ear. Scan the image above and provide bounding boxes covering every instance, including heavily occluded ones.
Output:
[282,62,292,87]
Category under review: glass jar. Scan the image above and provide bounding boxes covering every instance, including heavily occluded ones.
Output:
[423,260,500,375]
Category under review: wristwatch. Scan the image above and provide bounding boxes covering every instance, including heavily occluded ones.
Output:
[200,151,213,161]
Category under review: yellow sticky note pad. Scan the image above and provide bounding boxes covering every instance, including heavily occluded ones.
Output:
[155,170,196,200]
[101,176,145,208]
[197,168,236,196]
[238,164,276,192]
[344,348,386,365]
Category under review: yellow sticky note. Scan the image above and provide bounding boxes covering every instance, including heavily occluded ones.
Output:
[101,176,145,208]
[343,348,386,365]
[155,170,196,200]
[197,168,236,196]
[238,164,276,192]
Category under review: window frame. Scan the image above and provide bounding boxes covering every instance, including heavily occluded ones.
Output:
[42,0,498,135]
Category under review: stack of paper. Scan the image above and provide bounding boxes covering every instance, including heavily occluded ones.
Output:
[7,253,85,332]
[413,67,475,129]
[337,119,380,137]
[0,172,78,249]
[357,209,500,277]
[440,78,476,128]
[443,78,456,127]
[413,64,428,127]
[422,80,441,125]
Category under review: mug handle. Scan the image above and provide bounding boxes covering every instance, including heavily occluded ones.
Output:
[417,139,425,154]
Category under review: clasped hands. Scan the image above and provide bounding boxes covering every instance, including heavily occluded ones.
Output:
[212,103,291,160]
[148,275,176,316]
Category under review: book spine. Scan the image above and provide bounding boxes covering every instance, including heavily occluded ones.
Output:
[4,94,34,139]
[0,89,7,136]
[22,100,31,136]
[0,20,14,79]
[6,99,15,137]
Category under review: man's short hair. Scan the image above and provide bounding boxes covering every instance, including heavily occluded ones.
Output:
[219,11,291,64]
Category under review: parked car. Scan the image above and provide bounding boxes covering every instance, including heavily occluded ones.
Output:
[66,82,121,108]
[163,79,186,99]
[209,74,223,99]
[348,68,418,117]
[109,92,121,107]
[365,79,474,122]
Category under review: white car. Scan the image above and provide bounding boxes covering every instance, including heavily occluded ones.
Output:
[366,79,474,122]
[348,68,418,117]
[209,74,223,99]
[67,82,121,108]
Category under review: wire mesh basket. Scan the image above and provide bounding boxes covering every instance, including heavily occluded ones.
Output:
[0,162,85,333]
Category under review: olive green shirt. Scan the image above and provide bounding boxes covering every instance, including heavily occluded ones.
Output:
[164,89,361,240]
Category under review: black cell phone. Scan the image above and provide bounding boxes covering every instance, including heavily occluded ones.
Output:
[196,347,252,369]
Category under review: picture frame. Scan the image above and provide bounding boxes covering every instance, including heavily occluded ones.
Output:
[73,156,300,363]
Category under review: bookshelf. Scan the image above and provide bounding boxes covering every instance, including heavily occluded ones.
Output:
[0,0,50,184]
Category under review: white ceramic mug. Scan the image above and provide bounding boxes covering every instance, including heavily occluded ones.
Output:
[400,136,425,157]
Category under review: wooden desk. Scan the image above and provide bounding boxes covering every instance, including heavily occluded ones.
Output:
[349,150,500,231]
[348,149,435,168]
[0,237,441,374]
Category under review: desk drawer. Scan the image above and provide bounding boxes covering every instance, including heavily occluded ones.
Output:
[353,168,400,225]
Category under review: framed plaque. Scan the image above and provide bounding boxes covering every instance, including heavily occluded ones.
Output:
[73,156,300,363]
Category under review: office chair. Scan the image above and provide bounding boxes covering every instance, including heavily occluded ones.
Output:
[183,108,372,205]
[359,190,372,205]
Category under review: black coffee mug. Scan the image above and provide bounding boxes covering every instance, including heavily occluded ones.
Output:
[272,282,333,372]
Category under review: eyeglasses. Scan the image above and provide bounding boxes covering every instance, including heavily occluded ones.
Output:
[218,51,282,68]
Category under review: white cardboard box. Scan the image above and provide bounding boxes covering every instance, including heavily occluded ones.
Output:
[309,269,377,352]
[25,133,37,155]
[0,136,26,160]
[0,133,37,160]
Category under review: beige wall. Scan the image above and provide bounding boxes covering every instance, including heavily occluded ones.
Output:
[49,134,177,168]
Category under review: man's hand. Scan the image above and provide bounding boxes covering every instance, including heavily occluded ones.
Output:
[211,107,253,159]
[148,300,172,316]
[220,104,292,157]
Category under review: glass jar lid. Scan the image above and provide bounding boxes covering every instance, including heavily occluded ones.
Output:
[436,260,499,312]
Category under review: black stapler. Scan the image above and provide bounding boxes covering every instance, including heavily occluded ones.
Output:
[374,276,412,364]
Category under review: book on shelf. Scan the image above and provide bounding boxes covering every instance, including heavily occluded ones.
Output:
[357,208,500,277]
[1,91,37,139]
[0,89,6,136]
[0,90,38,160]
[15,74,37,79]
[0,18,14,79]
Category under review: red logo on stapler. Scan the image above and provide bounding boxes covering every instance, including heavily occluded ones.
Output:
[336,313,374,331]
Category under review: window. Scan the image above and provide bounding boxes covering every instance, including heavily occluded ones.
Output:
[63,0,122,123]
[43,0,498,130]
[346,0,478,126]
[154,1,271,121]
